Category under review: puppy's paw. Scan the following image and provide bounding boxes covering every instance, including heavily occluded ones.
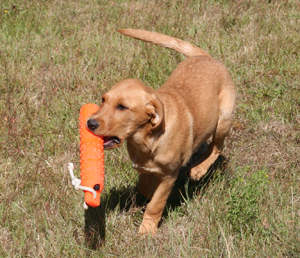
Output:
[139,218,158,235]
[189,165,207,181]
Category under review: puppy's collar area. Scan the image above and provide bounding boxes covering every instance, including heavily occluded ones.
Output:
[68,163,96,210]
[132,163,161,173]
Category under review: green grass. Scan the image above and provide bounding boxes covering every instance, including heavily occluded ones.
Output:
[1,0,299,256]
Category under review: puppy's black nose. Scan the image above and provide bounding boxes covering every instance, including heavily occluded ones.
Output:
[87,119,99,131]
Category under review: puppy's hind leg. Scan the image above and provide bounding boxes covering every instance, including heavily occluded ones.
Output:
[190,90,235,181]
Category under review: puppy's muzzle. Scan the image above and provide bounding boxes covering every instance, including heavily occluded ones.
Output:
[87,118,99,131]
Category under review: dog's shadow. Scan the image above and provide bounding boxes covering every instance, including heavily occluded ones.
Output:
[84,144,228,249]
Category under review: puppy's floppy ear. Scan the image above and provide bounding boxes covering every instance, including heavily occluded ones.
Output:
[145,94,164,131]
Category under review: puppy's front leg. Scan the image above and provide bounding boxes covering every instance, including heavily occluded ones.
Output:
[139,171,178,235]
[138,173,159,198]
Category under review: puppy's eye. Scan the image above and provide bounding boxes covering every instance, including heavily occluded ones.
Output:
[117,104,128,110]
[101,98,105,103]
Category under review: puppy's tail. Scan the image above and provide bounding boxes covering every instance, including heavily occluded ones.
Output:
[118,29,211,58]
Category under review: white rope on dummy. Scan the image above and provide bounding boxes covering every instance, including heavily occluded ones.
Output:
[68,162,96,210]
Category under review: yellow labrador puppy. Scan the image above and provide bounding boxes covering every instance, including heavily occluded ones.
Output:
[87,29,235,234]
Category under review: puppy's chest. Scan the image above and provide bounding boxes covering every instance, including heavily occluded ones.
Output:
[130,152,179,175]
[132,162,161,174]
[130,152,165,174]
[129,150,160,172]
[127,140,176,175]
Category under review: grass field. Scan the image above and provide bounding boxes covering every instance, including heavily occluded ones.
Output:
[1,0,299,257]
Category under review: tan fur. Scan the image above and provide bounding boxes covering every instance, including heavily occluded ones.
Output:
[88,29,235,235]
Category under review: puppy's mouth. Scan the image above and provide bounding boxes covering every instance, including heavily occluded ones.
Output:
[102,136,122,149]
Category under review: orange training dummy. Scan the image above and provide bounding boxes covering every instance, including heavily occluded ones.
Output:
[79,103,104,208]
[68,103,105,209]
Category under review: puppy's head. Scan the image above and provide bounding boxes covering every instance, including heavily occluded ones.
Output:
[87,79,164,150]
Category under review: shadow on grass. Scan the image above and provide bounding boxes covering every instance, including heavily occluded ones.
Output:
[84,203,106,249]
[84,144,229,249]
